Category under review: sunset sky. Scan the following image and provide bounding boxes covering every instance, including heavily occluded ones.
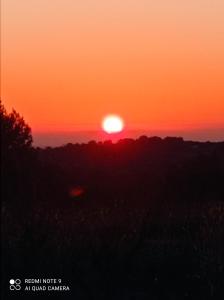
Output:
[1,0,224,139]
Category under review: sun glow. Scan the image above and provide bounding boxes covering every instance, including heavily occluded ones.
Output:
[102,115,124,134]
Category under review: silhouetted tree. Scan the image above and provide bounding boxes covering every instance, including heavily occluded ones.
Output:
[1,100,34,208]
[0,100,33,155]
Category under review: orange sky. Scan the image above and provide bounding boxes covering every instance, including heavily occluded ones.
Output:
[1,0,224,133]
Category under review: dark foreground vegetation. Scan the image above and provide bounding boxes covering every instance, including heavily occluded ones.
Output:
[1,101,224,299]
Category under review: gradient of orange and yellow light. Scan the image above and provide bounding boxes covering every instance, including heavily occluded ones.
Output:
[1,0,224,132]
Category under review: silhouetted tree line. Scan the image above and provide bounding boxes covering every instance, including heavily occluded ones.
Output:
[1,101,224,299]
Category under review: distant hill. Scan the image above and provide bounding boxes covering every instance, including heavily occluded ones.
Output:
[33,128,224,147]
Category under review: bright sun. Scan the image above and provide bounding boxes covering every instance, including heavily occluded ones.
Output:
[102,115,124,134]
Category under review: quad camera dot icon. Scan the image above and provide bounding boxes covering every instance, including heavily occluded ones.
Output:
[9,279,21,290]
